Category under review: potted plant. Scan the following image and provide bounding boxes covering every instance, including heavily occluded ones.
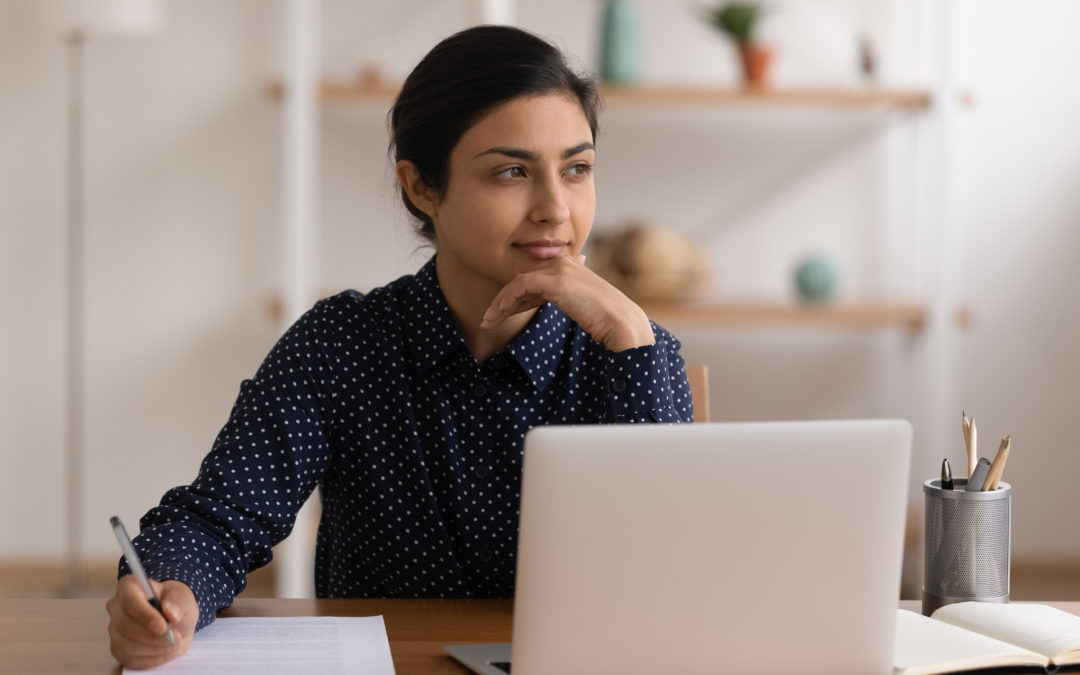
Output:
[705,2,772,88]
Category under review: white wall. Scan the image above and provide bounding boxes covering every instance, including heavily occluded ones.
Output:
[948,0,1080,559]
[1,34,67,555]
[1,0,1077,568]
[1,0,283,559]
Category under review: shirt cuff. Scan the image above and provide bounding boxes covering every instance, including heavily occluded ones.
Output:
[118,536,230,631]
[604,341,676,422]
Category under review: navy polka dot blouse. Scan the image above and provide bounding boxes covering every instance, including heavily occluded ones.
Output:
[121,257,692,629]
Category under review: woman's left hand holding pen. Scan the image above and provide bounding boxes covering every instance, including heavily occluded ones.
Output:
[106,576,198,669]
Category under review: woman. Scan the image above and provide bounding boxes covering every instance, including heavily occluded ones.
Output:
[106,24,692,669]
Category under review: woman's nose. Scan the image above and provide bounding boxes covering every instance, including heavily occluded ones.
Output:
[529,176,571,225]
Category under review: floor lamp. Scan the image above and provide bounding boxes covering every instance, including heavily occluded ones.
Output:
[0,0,164,596]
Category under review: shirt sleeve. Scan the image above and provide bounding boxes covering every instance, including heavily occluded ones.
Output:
[118,301,339,630]
[604,321,694,423]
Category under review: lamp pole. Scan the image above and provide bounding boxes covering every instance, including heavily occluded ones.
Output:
[63,28,86,598]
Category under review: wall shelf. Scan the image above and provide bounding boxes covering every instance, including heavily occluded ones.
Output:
[267,294,924,331]
[640,301,926,330]
[267,81,932,110]
[599,86,929,108]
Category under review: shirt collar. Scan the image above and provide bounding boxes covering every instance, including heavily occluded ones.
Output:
[508,302,571,393]
[401,257,469,376]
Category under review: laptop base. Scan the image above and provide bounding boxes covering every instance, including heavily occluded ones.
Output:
[445,642,512,674]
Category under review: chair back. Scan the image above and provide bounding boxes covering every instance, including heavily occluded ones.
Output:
[686,364,710,423]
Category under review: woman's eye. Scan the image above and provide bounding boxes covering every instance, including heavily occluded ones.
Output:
[566,163,593,178]
[496,167,526,179]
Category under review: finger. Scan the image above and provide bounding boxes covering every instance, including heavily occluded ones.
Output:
[496,287,546,318]
[108,620,177,664]
[111,606,161,645]
[118,577,169,638]
[481,286,545,329]
[110,633,185,672]
[109,612,186,668]
[485,267,570,322]
[160,580,200,635]
[576,253,586,264]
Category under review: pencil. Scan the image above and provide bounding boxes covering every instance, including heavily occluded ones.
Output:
[970,417,977,478]
[963,412,978,479]
[982,434,1012,491]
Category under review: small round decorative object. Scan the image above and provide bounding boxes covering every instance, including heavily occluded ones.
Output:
[794,255,838,303]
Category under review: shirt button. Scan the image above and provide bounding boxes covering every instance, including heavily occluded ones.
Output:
[473,465,489,480]
[479,548,494,563]
[610,378,628,393]
[473,383,488,397]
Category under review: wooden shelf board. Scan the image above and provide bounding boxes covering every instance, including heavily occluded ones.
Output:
[639,301,926,330]
[599,86,931,108]
[267,295,924,330]
[267,82,931,110]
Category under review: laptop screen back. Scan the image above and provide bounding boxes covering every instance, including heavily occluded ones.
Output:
[510,420,912,675]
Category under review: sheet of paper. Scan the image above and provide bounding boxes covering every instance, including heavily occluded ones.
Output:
[125,616,395,674]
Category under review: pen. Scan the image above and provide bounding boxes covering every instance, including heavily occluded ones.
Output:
[982,434,1012,491]
[966,457,991,492]
[940,458,954,490]
[110,516,176,646]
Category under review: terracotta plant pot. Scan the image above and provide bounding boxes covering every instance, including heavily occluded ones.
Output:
[738,42,773,88]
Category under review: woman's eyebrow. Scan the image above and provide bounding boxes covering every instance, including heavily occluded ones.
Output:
[475,147,536,160]
[474,142,595,161]
[562,142,595,159]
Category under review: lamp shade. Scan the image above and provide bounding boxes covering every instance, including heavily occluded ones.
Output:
[0,0,164,38]
[467,0,514,26]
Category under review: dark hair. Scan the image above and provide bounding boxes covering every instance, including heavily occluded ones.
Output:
[389,25,600,244]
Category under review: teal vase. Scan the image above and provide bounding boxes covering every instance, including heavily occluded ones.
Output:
[600,0,639,85]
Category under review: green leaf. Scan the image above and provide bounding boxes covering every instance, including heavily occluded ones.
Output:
[708,2,759,43]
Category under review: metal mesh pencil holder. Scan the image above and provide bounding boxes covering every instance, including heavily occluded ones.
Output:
[923,478,1011,616]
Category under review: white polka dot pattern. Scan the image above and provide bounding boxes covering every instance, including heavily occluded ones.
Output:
[119,257,692,630]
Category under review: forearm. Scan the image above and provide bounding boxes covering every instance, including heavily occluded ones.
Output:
[119,303,339,628]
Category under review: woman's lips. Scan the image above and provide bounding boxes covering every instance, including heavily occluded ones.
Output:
[515,240,568,259]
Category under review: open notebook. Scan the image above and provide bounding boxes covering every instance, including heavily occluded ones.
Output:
[895,602,1080,674]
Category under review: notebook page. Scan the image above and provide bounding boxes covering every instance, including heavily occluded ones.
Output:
[893,609,1044,675]
[934,602,1080,660]
[124,616,395,674]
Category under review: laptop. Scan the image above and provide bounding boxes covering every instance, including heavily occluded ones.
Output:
[446,420,912,675]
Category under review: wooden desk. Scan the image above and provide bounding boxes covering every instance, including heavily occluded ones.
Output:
[0,598,512,674]
[2,598,1078,674]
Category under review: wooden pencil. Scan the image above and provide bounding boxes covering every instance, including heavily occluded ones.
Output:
[982,434,1012,491]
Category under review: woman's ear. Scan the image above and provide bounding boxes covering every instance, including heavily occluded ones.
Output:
[395,160,439,222]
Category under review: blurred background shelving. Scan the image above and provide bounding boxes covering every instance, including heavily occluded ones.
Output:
[266,295,928,331]
[267,80,932,109]
[266,78,934,334]
[639,301,926,330]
